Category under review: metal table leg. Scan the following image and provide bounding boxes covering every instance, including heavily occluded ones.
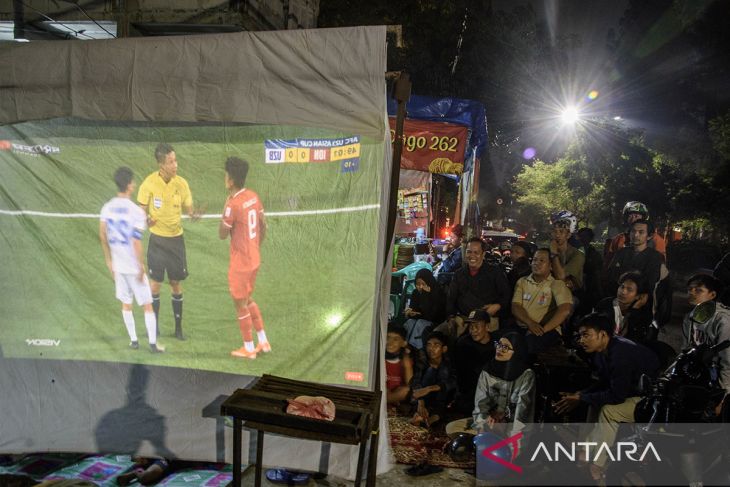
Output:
[255,430,264,487]
[354,435,368,487]
[366,428,380,487]
[233,418,242,487]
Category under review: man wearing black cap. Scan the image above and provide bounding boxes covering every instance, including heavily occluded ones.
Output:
[452,309,497,413]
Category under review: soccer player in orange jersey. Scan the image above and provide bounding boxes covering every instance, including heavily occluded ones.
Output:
[219,157,269,359]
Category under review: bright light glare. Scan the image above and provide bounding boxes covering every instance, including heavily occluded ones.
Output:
[522,147,537,159]
[561,107,580,124]
[613,116,622,121]
[325,313,344,328]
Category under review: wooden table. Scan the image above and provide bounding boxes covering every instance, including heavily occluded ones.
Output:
[220,374,381,487]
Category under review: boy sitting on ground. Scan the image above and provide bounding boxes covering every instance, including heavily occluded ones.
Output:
[410,331,456,428]
[386,324,414,407]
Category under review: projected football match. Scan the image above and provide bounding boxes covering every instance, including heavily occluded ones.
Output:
[0,119,383,387]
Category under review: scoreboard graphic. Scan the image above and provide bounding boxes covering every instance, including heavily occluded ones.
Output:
[264,136,361,173]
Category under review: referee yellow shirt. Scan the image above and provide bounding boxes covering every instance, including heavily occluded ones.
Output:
[137,172,193,237]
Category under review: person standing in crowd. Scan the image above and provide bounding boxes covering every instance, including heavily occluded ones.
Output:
[403,268,447,350]
[100,167,164,353]
[604,201,666,269]
[219,157,269,359]
[137,143,200,340]
[548,211,585,293]
[606,219,663,298]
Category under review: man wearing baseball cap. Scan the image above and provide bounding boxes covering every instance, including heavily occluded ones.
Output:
[452,309,497,414]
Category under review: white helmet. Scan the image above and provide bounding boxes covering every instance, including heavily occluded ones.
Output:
[550,210,577,234]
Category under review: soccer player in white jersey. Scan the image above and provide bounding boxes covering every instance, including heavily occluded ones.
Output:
[100,167,164,353]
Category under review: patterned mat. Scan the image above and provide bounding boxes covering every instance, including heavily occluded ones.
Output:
[387,416,475,470]
[0,454,232,487]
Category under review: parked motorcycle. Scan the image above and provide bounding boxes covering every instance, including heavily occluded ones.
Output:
[609,302,730,486]
[635,339,729,424]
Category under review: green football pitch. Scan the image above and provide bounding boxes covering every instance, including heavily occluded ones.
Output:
[0,119,385,388]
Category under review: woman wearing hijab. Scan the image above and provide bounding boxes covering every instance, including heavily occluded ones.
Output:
[403,268,447,350]
[445,331,535,441]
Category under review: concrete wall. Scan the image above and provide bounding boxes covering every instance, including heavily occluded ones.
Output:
[0,0,320,38]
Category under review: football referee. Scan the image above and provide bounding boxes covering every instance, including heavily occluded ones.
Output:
[138,143,200,340]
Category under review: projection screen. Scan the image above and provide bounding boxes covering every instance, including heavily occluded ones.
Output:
[0,26,392,477]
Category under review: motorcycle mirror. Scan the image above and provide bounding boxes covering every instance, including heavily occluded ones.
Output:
[689,301,716,325]
[638,373,653,395]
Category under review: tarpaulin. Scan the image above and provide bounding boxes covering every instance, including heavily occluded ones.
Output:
[387,118,468,174]
[387,94,488,160]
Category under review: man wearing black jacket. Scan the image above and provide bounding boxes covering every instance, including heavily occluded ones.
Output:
[438,237,511,340]
[452,309,497,413]
[554,313,659,479]
[606,219,663,298]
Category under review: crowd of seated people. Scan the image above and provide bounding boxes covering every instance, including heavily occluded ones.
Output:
[387,201,730,481]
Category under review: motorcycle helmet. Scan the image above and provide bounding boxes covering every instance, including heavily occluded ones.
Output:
[444,432,476,462]
[549,210,577,234]
[622,201,649,222]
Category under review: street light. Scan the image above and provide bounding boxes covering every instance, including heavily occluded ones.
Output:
[561,106,580,124]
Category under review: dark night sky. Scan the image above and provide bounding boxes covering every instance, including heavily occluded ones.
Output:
[488,0,728,161]
[486,1,633,161]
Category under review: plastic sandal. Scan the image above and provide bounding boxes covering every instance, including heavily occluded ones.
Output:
[265,468,311,485]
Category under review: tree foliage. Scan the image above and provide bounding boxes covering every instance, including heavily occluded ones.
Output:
[709,112,730,160]
[513,121,666,230]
